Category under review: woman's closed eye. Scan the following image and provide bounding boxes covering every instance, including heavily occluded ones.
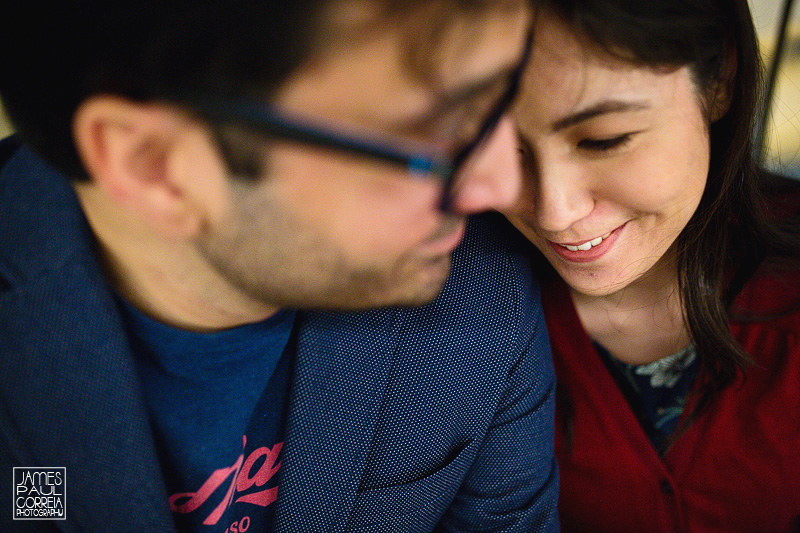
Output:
[577,132,638,152]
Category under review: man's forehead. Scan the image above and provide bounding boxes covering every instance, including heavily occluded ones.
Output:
[320,0,530,90]
[425,4,530,92]
[275,0,529,125]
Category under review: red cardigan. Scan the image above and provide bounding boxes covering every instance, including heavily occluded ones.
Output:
[544,268,800,532]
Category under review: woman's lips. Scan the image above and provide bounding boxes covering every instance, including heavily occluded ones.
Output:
[546,223,626,263]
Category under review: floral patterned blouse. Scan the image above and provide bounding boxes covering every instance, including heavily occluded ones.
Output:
[595,343,699,454]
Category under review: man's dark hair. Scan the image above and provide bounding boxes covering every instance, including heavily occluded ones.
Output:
[1,1,324,178]
[1,0,503,180]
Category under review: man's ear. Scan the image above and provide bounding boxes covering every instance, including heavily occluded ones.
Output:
[72,95,220,238]
[708,44,738,123]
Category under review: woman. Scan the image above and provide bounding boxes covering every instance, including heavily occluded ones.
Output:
[505,0,800,531]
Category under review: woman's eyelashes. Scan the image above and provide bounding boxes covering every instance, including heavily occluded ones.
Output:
[577,132,637,152]
[514,131,641,159]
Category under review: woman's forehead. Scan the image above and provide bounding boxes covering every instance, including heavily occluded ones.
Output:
[519,11,693,127]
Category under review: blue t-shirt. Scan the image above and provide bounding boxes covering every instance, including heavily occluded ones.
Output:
[118,299,296,532]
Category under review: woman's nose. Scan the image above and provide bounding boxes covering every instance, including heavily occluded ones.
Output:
[516,142,595,233]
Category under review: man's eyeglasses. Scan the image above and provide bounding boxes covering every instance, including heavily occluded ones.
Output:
[190,30,532,213]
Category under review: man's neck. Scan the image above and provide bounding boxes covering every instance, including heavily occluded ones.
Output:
[75,184,280,332]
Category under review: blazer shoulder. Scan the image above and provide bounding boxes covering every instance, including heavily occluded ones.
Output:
[451,213,535,288]
[397,213,545,358]
[447,213,540,313]
[0,141,93,289]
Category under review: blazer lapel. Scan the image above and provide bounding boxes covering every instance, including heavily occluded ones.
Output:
[0,267,174,532]
[0,145,174,530]
[274,309,397,533]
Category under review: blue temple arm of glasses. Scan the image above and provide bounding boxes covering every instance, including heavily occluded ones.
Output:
[193,98,453,180]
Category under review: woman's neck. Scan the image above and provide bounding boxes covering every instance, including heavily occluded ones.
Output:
[570,254,691,365]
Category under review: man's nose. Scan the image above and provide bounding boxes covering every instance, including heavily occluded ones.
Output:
[445,115,522,215]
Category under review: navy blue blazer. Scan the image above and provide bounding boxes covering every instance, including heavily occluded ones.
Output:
[0,137,558,532]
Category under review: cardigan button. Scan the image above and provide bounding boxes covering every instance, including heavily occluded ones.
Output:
[659,479,674,496]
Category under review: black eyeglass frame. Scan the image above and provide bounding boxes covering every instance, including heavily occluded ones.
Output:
[189,29,533,212]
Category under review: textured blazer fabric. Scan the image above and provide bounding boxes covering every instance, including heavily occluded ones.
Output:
[0,137,559,532]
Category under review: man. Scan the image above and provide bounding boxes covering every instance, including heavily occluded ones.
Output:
[0,1,558,531]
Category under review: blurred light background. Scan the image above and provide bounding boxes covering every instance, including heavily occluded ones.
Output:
[1,0,799,177]
[753,0,800,178]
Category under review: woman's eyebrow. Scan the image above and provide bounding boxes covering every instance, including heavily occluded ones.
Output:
[551,100,649,132]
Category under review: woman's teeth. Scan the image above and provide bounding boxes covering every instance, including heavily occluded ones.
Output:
[559,232,612,252]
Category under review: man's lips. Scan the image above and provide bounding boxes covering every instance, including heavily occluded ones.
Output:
[419,219,467,256]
